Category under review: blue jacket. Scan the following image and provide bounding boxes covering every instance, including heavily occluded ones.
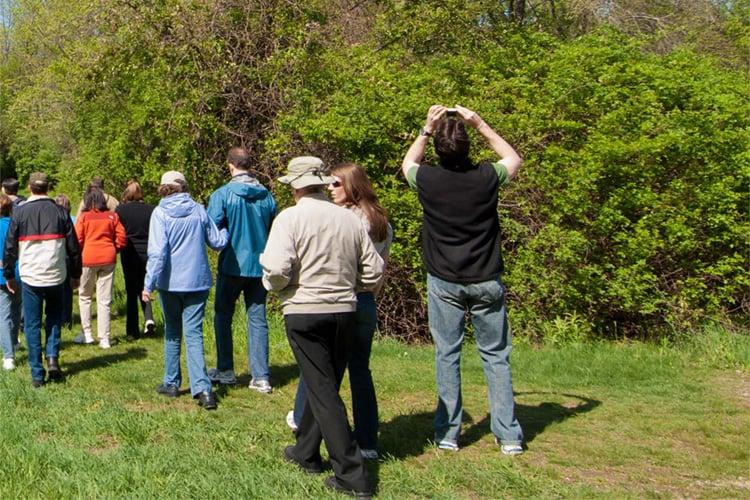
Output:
[0,217,19,286]
[207,173,277,277]
[144,193,228,293]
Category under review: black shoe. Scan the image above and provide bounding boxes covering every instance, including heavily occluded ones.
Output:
[156,384,179,398]
[323,475,372,499]
[31,379,45,388]
[46,357,62,381]
[197,391,217,410]
[284,445,322,474]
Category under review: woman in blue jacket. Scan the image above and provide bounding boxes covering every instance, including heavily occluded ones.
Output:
[142,171,228,410]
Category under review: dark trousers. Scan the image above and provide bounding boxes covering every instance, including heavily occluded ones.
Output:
[285,312,370,492]
[121,251,153,337]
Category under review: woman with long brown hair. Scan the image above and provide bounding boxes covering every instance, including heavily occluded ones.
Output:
[289,163,392,459]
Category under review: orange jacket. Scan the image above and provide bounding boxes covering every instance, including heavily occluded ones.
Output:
[75,210,127,267]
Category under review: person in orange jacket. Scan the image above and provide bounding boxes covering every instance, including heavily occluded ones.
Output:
[74,186,127,349]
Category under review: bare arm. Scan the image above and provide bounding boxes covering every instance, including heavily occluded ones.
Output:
[455,104,522,179]
[401,105,447,177]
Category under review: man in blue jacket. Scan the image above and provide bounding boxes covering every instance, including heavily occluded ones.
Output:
[207,147,278,393]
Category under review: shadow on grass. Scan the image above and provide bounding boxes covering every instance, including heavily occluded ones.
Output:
[378,392,601,458]
[461,392,602,449]
[267,362,302,389]
[62,347,148,376]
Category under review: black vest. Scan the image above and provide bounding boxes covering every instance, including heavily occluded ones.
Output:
[416,162,503,283]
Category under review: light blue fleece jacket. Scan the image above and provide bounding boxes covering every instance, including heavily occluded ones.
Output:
[144,193,228,293]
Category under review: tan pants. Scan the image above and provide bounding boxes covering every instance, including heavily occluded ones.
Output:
[79,264,115,343]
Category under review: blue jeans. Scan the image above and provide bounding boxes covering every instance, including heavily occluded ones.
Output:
[0,285,21,358]
[22,283,64,382]
[159,290,212,397]
[213,274,269,380]
[294,292,380,450]
[427,273,523,446]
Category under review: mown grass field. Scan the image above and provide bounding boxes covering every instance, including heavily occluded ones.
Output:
[0,276,746,499]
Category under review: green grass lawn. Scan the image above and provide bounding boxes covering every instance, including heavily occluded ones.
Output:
[0,288,746,498]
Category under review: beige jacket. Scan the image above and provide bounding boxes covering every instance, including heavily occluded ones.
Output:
[260,192,383,314]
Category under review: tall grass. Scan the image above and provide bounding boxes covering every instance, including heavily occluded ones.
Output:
[0,267,746,498]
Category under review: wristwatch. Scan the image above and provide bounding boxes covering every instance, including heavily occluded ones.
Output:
[420,128,432,137]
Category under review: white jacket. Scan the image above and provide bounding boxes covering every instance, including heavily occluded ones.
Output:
[260,192,383,314]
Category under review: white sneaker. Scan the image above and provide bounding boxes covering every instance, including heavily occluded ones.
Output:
[437,440,459,452]
[249,378,272,394]
[144,319,156,335]
[2,358,15,371]
[286,410,298,431]
[496,437,524,455]
[99,339,111,349]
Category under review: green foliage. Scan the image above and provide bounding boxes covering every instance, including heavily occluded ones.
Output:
[508,35,749,337]
[0,1,746,341]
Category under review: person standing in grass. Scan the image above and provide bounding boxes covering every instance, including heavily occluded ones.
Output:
[0,195,22,370]
[53,193,75,330]
[3,172,81,387]
[207,146,277,392]
[260,156,382,498]
[288,162,393,461]
[401,104,525,455]
[74,187,127,349]
[115,180,155,339]
[142,171,228,411]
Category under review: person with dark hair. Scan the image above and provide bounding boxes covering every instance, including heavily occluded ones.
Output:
[115,180,155,338]
[142,171,227,411]
[401,104,525,455]
[1,178,26,206]
[260,156,383,499]
[0,194,21,370]
[74,187,127,349]
[54,194,75,330]
[3,172,81,387]
[206,147,277,392]
[77,177,119,215]
[288,162,393,460]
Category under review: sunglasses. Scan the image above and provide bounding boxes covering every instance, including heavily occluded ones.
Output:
[331,180,342,187]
